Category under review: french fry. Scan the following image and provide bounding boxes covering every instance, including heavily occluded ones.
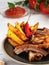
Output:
[20,21,25,30]
[8,23,18,33]
[15,22,25,34]
[8,23,28,41]
[8,39,18,47]
[20,21,25,26]
[7,29,24,44]
[20,21,25,27]
[30,22,39,31]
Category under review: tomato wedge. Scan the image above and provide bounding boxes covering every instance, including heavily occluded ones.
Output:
[40,2,49,14]
[5,6,26,18]
[29,0,36,9]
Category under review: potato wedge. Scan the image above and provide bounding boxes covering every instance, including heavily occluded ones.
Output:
[15,22,25,34]
[8,39,18,47]
[8,23,17,33]
[8,23,28,41]
[20,21,25,30]
[30,22,39,31]
[7,29,24,44]
[20,21,25,26]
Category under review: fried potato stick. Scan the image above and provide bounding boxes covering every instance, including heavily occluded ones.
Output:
[15,22,25,34]
[7,29,24,44]
[30,22,39,31]
[8,39,18,47]
[8,23,28,41]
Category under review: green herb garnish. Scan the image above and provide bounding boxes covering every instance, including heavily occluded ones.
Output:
[8,2,15,8]
[34,5,40,12]
[23,0,29,6]
[15,0,29,6]
[15,1,23,5]
[44,0,49,7]
[8,0,29,9]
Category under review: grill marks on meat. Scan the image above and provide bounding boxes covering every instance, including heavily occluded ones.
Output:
[14,44,48,56]
[31,28,49,46]
[14,28,49,61]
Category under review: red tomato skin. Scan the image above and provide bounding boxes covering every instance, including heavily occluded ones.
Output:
[5,7,26,18]
[40,2,49,14]
[29,0,36,9]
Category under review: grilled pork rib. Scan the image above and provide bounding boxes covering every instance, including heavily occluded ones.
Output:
[14,44,48,56]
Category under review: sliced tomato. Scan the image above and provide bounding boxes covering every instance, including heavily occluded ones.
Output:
[29,0,36,9]
[40,2,49,14]
[5,6,26,18]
